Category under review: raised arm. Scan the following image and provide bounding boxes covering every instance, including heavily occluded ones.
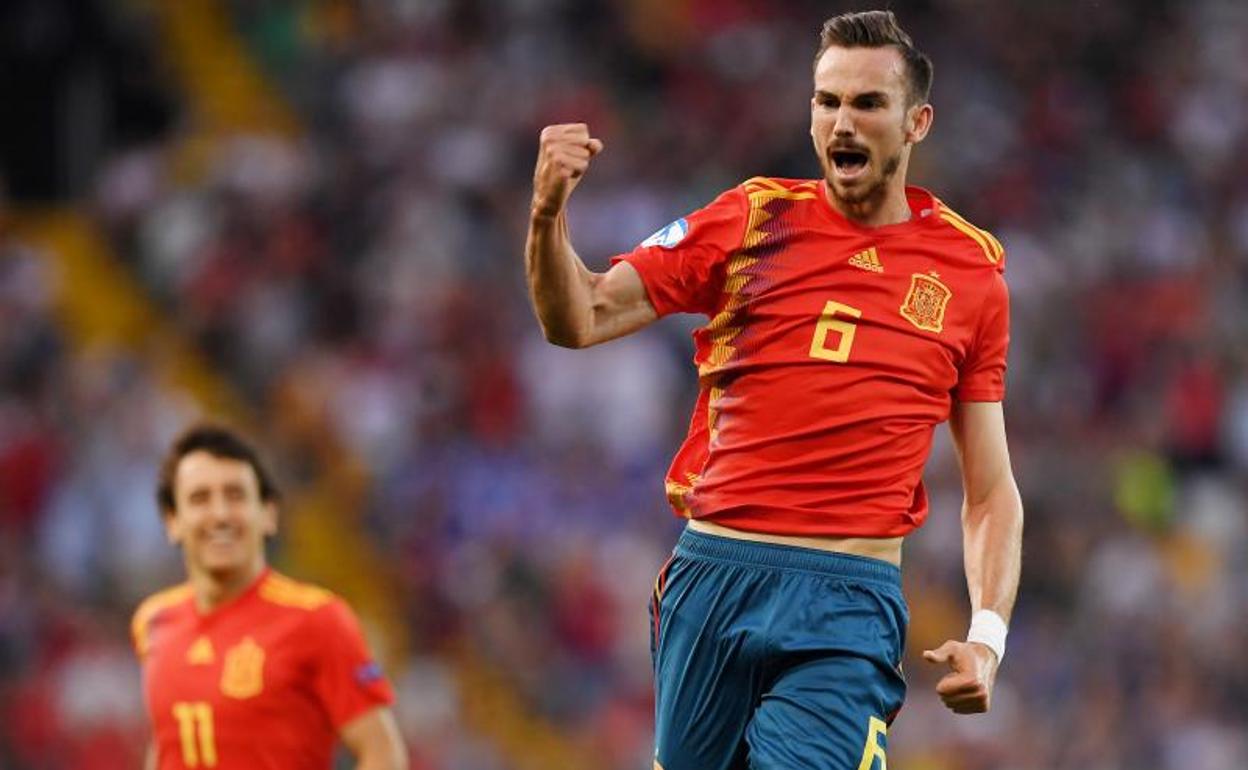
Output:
[526,123,657,348]
[922,400,1024,713]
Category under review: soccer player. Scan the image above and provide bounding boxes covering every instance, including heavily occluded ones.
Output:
[131,424,407,770]
[525,10,1023,770]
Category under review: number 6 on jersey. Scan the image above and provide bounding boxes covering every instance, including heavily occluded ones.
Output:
[809,300,863,363]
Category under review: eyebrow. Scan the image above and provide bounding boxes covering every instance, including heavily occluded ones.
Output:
[815,89,890,102]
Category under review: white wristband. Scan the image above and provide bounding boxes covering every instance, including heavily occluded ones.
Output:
[966,609,1008,662]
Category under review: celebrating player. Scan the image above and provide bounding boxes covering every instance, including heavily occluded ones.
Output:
[525,9,1023,770]
[132,424,407,770]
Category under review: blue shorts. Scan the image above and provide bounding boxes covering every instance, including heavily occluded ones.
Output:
[649,527,907,770]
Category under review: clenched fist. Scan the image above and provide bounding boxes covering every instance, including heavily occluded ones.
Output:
[531,124,604,219]
[922,640,999,714]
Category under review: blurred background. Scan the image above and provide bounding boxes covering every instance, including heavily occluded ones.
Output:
[1,0,1246,768]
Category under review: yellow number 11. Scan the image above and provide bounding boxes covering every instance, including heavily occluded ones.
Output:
[808,300,862,363]
[172,701,217,767]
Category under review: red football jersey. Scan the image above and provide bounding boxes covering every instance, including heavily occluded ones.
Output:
[132,569,394,770]
[614,177,1009,537]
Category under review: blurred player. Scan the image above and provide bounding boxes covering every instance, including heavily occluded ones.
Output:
[131,424,407,770]
[525,9,1023,770]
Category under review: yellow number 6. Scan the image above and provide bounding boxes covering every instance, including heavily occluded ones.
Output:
[856,716,888,770]
[808,300,862,363]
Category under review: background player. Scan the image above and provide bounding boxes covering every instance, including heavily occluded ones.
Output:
[132,424,408,770]
[526,10,1023,769]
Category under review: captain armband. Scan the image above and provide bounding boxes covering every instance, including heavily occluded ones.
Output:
[966,609,1008,663]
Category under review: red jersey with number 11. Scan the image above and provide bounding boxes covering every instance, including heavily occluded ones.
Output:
[132,569,394,770]
[613,177,1009,537]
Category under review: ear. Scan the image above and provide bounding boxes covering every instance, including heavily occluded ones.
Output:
[261,501,279,537]
[162,510,182,545]
[905,102,934,145]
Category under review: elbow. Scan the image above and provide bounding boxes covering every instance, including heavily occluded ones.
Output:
[541,323,590,349]
[963,478,1023,522]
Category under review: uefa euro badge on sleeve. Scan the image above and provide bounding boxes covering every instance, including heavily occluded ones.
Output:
[641,218,689,249]
[220,636,266,699]
[355,661,384,687]
[900,272,952,333]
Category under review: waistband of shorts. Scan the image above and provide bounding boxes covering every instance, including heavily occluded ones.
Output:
[675,526,902,587]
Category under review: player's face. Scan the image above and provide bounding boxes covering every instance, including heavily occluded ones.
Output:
[810,45,932,210]
[164,451,276,580]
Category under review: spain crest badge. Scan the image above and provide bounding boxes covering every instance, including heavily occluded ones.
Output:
[220,636,265,699]
[900,272,951,333]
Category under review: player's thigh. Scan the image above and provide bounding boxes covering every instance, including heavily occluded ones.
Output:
[650,556,763,770]
[745,653,905,770]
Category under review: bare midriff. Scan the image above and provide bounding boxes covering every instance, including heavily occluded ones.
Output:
[688,518,903,567]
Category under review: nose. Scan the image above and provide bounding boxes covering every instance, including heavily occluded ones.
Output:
[832,106,855,137]
[206,494,232,523]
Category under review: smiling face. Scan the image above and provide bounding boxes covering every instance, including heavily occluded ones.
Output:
[810,44,932,221]
[164,450,276,583]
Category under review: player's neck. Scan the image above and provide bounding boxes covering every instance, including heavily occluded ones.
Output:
[189,558,267,614]
[823,179,912,228]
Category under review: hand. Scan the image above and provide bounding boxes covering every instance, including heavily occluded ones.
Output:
[532,123,604,219]
[922,640,999,714]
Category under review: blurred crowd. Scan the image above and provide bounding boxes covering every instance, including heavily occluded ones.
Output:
[2,0,1247,768]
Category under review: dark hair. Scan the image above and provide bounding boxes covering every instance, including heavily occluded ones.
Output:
[815,10,933,105]
[156,423,281,516]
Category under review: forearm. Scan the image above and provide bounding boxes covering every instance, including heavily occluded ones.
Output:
[961,477,1023,623]
[525,210,596,347]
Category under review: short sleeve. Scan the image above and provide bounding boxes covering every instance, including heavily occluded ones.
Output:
[310,599,395,729]
[610,186,747,317]
[955,269,1009,402]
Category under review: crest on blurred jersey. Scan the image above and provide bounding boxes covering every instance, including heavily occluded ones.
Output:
[220,636,265,699]
[900,273,951,333]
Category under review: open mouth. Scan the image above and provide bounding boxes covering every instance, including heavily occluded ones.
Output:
[831,149,869,179]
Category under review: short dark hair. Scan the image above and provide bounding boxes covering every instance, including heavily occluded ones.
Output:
[815,10,933,106]
[156,423,281,516]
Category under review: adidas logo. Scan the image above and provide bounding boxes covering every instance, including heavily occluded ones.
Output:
[186,636,215,665]
[849,247,884,273]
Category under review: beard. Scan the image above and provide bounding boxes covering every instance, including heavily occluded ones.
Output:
[824,148,903,208]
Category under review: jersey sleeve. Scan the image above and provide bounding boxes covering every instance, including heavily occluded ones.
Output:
[131,586,189,662]
[310,599,395,729]
[609,186,747,317]
[955,268,1010,402]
